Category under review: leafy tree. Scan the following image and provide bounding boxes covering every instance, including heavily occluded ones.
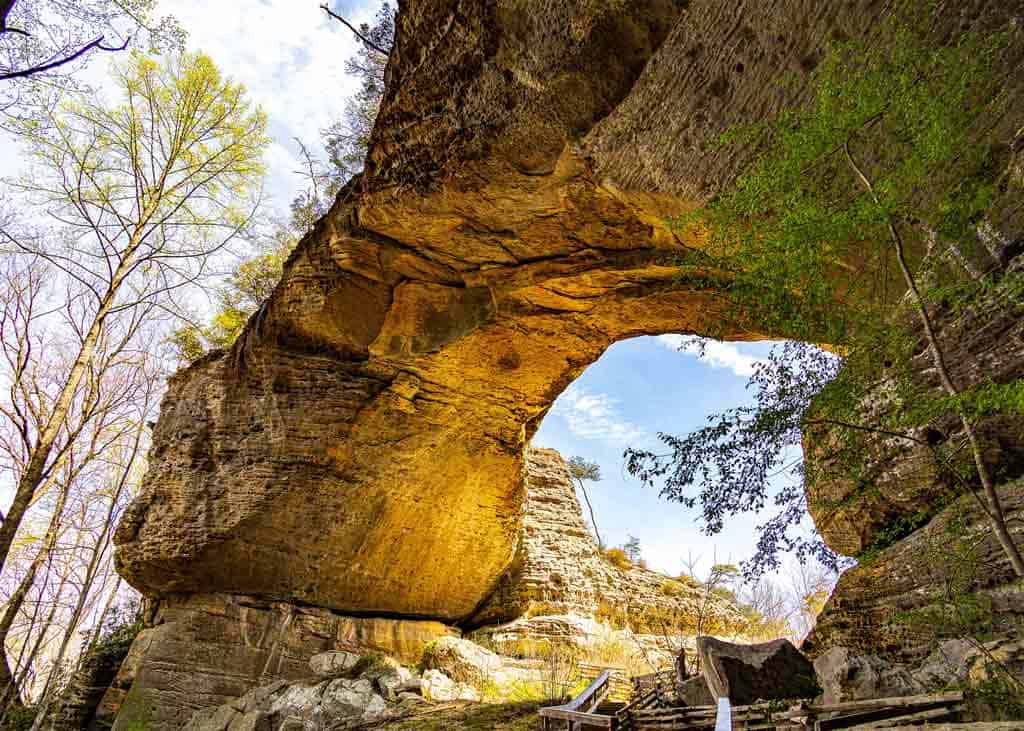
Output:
[292,1,394,229]
[623,535,642,564]
[0,48,267,641]
[567,456,602,549]
[626,14,1023,578]
[171,226,294,362]
[177,3,396,362]
[322,1,393,184]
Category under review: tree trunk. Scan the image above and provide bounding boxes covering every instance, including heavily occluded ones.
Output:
[30,423,143,731]
[0,246,141,581]
[577,482,604,550]
[845,141,1024,577]
[0,473,71,712]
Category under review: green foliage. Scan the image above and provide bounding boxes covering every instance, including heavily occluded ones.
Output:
[2,706,37,731]
[172,228,294,362]
[626,12,1016,578]
[674,573,702,589]
[623,535,642,564]
[969,675,1024,720]
[417,642,437,674]
[567,456,600,482]
[351,652,390,678]
[658,579,687,597]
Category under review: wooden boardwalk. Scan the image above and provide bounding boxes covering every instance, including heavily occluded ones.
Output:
[542,672,965,731]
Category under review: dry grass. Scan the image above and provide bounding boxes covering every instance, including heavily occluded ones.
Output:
[377,701,540,730]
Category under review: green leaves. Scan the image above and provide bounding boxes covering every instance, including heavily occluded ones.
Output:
[631,12,1014,578]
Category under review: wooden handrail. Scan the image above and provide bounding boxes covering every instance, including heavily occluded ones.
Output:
[567,670,613,711]
[540,670,614,729]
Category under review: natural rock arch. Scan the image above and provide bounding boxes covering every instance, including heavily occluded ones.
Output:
[113,0,1022,624]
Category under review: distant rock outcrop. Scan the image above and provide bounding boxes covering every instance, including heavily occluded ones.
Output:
[472,448,742,634]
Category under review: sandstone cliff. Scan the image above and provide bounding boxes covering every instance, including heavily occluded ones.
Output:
[109,448,740,729]
[805,257,1024,666]
[107,0,1024,726]
[473,448,741,635]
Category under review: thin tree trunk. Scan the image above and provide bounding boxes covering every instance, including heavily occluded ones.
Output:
[0,472,71,711]
[0,245,141,581]
[0,525,85,727]
[83,577,121,655]
[845,141,1024,577]
[30,423,144,731]
[577,482,604,550]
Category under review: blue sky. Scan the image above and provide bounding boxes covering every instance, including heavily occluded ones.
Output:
[534,337,803,577]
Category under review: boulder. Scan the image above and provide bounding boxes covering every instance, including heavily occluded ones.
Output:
[309,650,360,678]
[316,678,387,725]
[677,675,715,707]
[375,666,413,701]
[184,676,390,730]
[420,636,503,684]
[420,669,480,702]
[813,646,921,706]
[697,637,819,704]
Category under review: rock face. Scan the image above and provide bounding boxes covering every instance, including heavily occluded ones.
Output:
[111,594,455,730]
[47,631,136,730]
[472,449,742,632]
[183,673,395,731]
[111,449,731,729]
[804,258,1024,665]
[806,258,1024,557]
[108,0,1024,725]
[805,480,1024,665]
[697,637,819,705]
[114,0,1024,623]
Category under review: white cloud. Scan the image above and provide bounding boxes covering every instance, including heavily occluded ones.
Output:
[152,0,385,208]
[551,386,647,447]
[657,335,766,378]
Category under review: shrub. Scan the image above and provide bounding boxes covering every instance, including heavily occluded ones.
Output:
[352,652,390,678]
[659,580,685,597]
[601,547,634,571]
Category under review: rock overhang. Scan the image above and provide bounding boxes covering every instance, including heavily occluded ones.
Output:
[113,0,1024,623]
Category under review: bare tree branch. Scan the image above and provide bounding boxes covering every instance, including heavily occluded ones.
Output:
[320,4,390,56]
[0,35,130,82]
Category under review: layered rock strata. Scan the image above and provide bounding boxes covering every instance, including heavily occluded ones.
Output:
[111,449,739,729]
[116,0,1024,623]
[472,449,740,629]
[806,258,1024,662]
[806,258,1024,557]
[110,595,455,730]
[805,481,1024,665]
[109,0,1024,725]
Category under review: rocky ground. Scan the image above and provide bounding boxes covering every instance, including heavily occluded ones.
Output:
[375,702,540,731]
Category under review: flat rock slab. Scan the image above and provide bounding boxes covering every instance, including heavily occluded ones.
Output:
[698,636,819,705]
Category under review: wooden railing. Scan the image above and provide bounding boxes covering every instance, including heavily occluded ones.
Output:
[540,670,615,730]
[619,690,964,730]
